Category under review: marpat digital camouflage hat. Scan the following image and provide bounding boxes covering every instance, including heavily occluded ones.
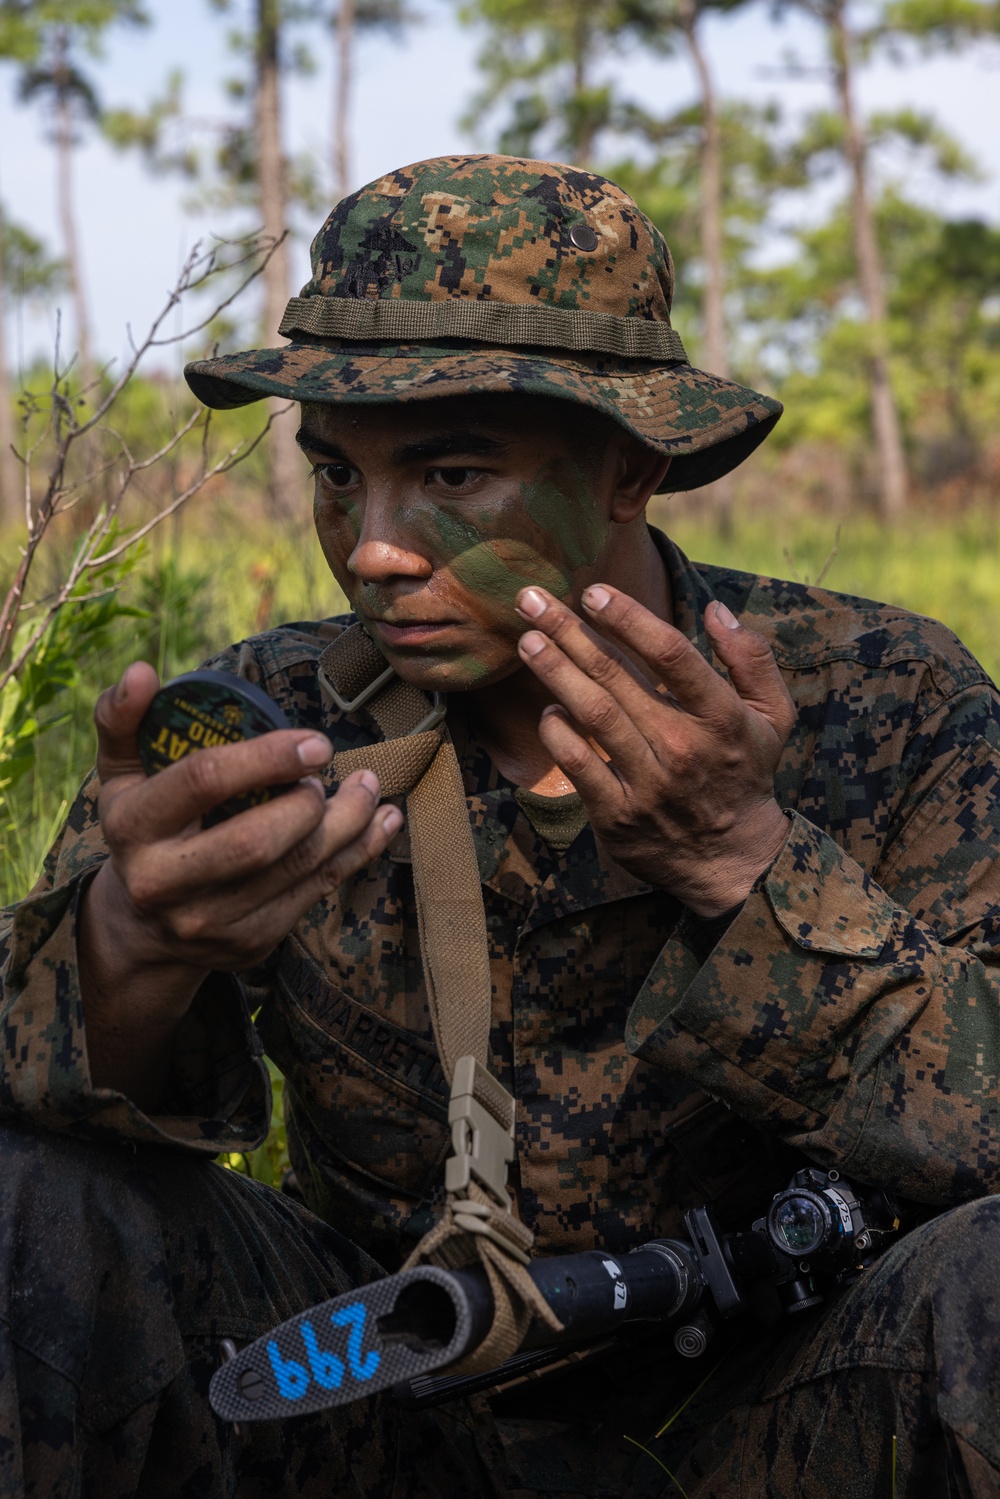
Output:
[184,155,782,492]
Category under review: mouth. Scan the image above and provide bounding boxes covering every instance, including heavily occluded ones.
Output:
[367,616,461,648]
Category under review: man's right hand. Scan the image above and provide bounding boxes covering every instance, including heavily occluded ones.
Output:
[79,660,402,1106]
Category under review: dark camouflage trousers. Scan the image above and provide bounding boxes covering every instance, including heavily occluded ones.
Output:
[0,1122,997,1499]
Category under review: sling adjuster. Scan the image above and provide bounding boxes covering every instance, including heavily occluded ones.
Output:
[408,694,447,737]
[445,1055,514,1206]
[318,661,395,713]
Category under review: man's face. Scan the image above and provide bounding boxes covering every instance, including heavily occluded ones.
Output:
[298,394,630,694]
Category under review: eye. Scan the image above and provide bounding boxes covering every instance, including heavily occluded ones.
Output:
[311,461,359,490]
[427,466,483,492]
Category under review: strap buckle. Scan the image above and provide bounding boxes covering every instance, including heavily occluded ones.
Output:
[445,1056,514,1207]
[408,694,447,737]
[318,663,446,738]
[318,661,395,714]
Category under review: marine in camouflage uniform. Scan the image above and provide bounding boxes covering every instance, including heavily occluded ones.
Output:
[2,156,1000,1497]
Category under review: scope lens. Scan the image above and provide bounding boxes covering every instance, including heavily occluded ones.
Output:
[770,1194,827,1255]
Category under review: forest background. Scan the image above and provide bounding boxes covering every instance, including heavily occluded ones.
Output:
[0,0,998,1178]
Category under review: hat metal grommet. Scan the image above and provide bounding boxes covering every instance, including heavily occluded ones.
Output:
[568,223,599,252]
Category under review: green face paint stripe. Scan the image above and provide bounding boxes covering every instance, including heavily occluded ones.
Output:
[520,462,607,575]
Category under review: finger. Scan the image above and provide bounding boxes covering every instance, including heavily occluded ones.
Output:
[113,729,336,843]
[174,802,404,959]
[518,626,657,778]
[580,585,735,721]
[307,800,403,895]
[126,771,389,932]
[95,661,162,784]
[218,770,388,909]
[124,778,331,903]
[536,704,627,808]
[704,601,797,740]
[515,593,658,773]
[518,587,657,701]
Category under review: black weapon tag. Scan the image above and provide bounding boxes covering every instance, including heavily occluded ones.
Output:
[209,1267,476,1423]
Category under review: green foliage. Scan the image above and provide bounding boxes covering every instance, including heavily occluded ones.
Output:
[0,546,145,798]
[743,185,1000,461]
[219,1058,292,1186]
[0,1,148,63]
[881,0,1000,46]
[608,100,802,363]
[0,210,63,304]
[459,0,637,161]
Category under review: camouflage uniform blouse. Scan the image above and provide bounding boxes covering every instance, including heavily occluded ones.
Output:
[3,535,1000,1272]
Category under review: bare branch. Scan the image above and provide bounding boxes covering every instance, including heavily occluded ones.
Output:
[87,410,275,564]
[0,227,276,681]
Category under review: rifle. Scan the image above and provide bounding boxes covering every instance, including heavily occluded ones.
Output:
[210,1167,899,1425]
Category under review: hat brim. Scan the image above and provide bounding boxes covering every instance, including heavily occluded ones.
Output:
[184,339,781,493]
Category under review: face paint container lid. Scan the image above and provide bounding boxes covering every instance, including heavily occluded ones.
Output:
[137,669,295,824]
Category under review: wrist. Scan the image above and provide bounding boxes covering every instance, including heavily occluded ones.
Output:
[81,863,208,1023]
[682,801,790,920]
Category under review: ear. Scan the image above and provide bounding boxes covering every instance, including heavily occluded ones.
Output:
[610,438,671,524]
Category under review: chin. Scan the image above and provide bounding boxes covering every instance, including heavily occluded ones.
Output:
[386,650,517,695]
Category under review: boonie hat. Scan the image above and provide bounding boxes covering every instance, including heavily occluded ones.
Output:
[185,154,782,492]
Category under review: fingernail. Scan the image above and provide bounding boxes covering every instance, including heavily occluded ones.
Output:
[583,585,611,612]
[714,601,740,630]
[517,588,547,619]
[113,665,133,705]
[303,776,326,798]
[297,734,332,767]
[357,769,380,799]
[519,632,546,657]
[381,806,403,836]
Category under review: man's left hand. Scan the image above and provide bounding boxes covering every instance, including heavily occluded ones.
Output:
[515,584,796,918]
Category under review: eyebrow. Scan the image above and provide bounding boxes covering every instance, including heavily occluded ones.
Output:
[295,428,510,464]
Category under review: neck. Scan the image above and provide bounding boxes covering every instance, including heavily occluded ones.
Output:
[463,523,671,793]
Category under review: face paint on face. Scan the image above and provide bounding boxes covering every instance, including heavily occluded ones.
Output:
[305,396,623,694]
[411,454,608,619]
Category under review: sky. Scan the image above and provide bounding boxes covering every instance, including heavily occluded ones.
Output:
[1,0,998,378]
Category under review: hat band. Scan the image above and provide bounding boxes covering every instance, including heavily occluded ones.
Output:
[279,295,689,362]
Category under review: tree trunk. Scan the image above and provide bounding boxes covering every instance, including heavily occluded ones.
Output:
[53,28,95,399]
[829,0,908,518]
[570,10,595,165]
[255,0,305,518]
[0,204,21,526]
[680,0,734,534]
[333,0,356,201]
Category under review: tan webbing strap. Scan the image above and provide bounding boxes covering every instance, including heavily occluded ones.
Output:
[317,627,563,1370]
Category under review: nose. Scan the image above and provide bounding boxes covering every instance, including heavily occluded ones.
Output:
[347,492,433,585]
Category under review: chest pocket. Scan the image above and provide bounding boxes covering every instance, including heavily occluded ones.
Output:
[258,944,451,1203]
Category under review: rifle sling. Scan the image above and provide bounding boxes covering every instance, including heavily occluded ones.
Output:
[317,625,563,1372]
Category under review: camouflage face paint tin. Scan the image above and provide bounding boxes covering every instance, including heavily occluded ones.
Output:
[137,669,293,825]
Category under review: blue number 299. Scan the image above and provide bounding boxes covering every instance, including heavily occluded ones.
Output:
[266,1300,380,1403]
[332,1303,381,1381]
